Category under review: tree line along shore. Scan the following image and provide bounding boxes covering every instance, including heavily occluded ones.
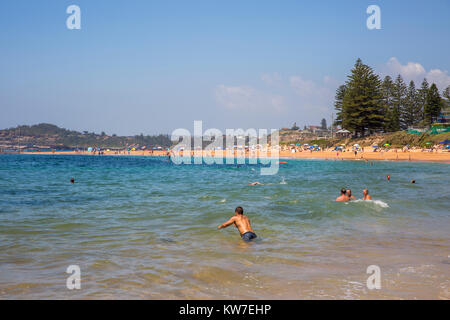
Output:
[334,58,449,136]
[1,58,449,154]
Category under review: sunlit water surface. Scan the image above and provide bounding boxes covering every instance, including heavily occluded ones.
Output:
[0,154,449,299]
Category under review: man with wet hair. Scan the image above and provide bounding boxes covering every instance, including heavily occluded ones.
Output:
[336,188,350,202]
[218,206,257,241]
[362,189,372,200]
[346,189,356,200]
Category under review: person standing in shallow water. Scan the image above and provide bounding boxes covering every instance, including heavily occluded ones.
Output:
[217,206,257,241]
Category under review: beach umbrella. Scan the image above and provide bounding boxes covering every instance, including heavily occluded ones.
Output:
[425,142,431,145]
[439,140,450,144]
[372,145,378,148]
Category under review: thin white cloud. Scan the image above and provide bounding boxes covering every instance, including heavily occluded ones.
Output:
[427,69,450,90]
[261,72,281,86]
[214,74,338,127]
[214,84,285,112]
[383,57,450,90]
[289,75,335,113]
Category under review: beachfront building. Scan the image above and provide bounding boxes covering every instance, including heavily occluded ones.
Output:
[335,129,351,138]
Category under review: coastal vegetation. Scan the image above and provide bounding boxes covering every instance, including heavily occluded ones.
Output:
[0,123,172,149]
[334,59,450,136]
[280,131,450,149]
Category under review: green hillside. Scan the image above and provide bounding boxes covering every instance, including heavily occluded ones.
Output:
[0,123,172,149]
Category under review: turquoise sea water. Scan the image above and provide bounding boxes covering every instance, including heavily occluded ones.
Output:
[0,154,449,299]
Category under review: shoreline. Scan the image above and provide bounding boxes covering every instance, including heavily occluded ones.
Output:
[4,150,450,163]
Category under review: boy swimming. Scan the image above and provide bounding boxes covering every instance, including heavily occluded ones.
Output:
[217,206,257,241]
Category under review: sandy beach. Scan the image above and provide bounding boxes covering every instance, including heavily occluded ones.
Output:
[17,149,450,163]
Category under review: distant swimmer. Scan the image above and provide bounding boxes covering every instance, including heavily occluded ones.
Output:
[218,206,257,241]
[362,189,372,200]
[387,175,391,181]
[249,182,262,186]
[411,179,416,184]
[70,178,75,184]
[336,188,350,202]
[346,189,356,200]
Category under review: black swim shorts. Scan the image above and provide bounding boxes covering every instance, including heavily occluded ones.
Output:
[241,232,257,242]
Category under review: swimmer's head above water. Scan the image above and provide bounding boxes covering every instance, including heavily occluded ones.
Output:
[363,188,372,200]
[336,188,350,202]
[346,188,356,200]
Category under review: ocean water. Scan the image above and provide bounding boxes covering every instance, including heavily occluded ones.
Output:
[0,154,449,299]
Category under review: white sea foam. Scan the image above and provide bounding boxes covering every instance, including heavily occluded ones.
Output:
[352,199,389,208]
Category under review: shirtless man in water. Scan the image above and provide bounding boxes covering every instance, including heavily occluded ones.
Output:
[336,188,350,202]
[218,206,257,241]
[362,189,372,200]
[346,189,356,200]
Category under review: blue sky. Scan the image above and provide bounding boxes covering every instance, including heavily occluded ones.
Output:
[1,0,449,135]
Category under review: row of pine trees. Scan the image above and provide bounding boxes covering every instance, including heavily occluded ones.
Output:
[334,59,450,137]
